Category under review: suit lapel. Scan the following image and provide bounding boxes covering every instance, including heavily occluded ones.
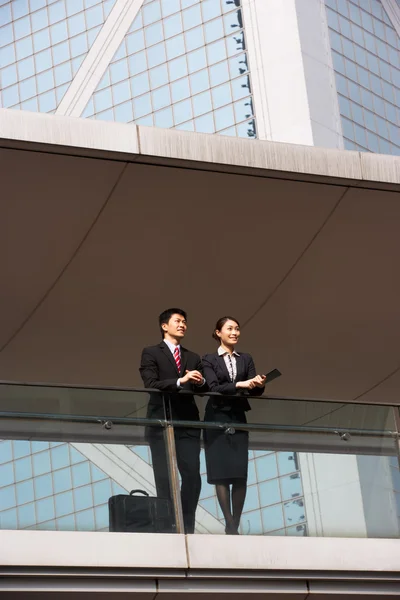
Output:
[159,342,179,374]
[235,353,244,382]
[218,354,232,382]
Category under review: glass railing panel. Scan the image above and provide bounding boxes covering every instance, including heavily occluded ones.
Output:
[199,429,400,538]
[180,418,400,538]
[0,416,178,534]
[196,393,396,434]
[0,383,163,421]
[1,384,399,538]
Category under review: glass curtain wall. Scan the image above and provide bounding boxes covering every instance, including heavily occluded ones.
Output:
[84,0,257,138]
[0,0,116,112]
[325,0,400,155]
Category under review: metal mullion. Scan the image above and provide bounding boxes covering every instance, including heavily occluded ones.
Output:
[392,406,400,471]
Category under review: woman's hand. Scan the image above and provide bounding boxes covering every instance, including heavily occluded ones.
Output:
[236,375,266,390]
[236,379,256,390]
[252,374,266,388]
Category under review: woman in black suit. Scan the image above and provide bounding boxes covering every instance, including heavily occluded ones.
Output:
[202,317,266,534]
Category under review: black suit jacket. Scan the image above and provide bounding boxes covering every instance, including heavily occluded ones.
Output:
[139,341,207,422]
[202,351,265,412]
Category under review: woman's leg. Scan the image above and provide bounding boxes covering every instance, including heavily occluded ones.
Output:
[232,478,247,531]
[215,482,236,533]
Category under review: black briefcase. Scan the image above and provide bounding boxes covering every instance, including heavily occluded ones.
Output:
[108,489,175,533]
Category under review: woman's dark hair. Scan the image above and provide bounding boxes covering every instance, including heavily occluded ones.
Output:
[212,316,240,342]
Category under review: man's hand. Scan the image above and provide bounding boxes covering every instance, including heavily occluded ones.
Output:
[180,369,204,385]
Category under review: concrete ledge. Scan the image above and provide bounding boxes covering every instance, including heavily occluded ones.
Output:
[137,125,363,181]
[2,530,400,575]
[0,530,187,569]
[186,535,400,572]
[1,108,399,188]
[360,152,400,184]
[0,109,139,155]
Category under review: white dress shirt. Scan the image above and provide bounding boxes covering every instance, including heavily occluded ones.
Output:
[218,346,240,382]
[164,338,181,356]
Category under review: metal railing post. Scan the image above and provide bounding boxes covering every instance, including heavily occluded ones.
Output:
[162,393,185,534]
[392,406,400,469]
[164,424,185,534]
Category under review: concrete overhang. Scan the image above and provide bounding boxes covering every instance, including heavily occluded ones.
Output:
[1,108,400,403]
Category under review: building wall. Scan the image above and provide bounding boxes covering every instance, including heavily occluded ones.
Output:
[83,0,257,138]
[325,0,400,155]
[0,0,117,112]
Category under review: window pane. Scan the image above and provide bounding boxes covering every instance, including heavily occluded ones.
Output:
[193,89,212,116]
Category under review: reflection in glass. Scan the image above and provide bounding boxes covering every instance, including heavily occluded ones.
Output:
[280,473,303,501]
[33,451,51,477]
[244,484,260,512]
[259,478,281,507]
[255,452,278,480]
[242,509,263,534]
[18,502,36,528]
[53,467,73,494]
[262,504,284,532]
[0,441,13,465]
[55,515,71,530]
[34,473,53,499]
[0,486,17,511]
[36,497,55,523]
[14,457,32,483]
[283,498,306,527]
[0,463,15,488]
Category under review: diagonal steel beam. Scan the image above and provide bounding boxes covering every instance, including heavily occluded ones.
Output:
[56,0,145,118]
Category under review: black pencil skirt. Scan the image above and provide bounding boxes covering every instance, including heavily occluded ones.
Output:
[204,406,249,484]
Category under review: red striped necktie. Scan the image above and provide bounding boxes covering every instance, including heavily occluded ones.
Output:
[174,346,181,372]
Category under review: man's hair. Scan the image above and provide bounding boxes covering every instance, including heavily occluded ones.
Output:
[159,308,187,338]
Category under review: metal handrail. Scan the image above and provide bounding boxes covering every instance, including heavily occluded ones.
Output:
[0,410,396,438]
[0,379,399,408]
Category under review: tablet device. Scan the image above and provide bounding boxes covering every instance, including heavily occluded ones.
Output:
[263,368,282,384]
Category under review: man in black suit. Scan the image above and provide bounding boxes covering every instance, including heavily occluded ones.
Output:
[139,308,207,533]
